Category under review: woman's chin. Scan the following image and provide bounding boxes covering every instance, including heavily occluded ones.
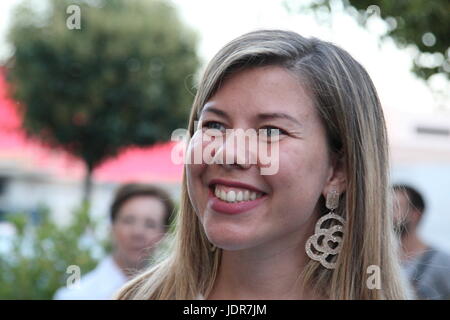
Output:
[202,212,269,251]
[206,229,259,251]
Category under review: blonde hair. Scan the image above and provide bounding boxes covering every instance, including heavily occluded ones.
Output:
[116,29,411,300]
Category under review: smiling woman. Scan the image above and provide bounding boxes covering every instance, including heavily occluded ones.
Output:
[116,29,412,300]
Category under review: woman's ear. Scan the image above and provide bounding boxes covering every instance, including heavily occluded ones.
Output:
[323,153,346,197]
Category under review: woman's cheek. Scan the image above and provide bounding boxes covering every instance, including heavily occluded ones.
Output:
[269,144,308,190]
[186,129,206,167]
[186,161,202,206]
[258,140,281,176]
[185,130,208,216]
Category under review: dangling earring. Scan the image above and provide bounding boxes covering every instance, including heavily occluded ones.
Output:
[305,189,345,269]
[209,243,217,253]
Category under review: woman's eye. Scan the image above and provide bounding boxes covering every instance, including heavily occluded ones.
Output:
[203,121,226,131]
[260,126,285,138]
[145,221,157,229]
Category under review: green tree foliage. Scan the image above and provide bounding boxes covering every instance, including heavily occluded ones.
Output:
[285,0,449,81]
[0,204,108,299]
[6,0,199,201]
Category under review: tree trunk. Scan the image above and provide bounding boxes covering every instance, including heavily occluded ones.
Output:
[82,163,94,205]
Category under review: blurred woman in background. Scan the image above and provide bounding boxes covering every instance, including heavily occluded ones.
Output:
[55,183,173,299]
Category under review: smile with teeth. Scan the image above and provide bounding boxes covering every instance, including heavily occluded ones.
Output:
[213,184,264,203]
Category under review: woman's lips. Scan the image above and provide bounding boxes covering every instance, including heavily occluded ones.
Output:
[208,178,266,194]
[207,188,267,214]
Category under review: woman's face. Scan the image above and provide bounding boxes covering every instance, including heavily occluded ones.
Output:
[186,65,341,251]
[112,196,166,268]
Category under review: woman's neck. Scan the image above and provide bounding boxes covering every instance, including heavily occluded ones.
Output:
[112,252,140,278]
[207,234,320,300]
[400,230,428,262]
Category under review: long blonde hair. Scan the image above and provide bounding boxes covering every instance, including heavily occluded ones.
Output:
[116,29,411,299]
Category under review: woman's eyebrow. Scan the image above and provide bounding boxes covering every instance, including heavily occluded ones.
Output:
[200,104,303,127]
[199,104,230,121]
[258,112,303,127]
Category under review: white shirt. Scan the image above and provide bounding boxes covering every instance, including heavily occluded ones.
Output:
[53,256,128,300]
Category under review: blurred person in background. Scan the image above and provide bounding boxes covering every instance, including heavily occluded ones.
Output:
[54,183,174,300]
[393,184,450,300]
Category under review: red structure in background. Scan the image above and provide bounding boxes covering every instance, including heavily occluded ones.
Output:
[0,68,183,183]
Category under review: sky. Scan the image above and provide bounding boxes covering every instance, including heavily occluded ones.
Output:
[0,0,22,59]
[0,0,448,116]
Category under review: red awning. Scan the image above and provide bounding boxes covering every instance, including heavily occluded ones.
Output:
[0,68,183,183]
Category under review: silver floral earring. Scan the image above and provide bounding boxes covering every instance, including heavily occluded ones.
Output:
[305,190,345,269]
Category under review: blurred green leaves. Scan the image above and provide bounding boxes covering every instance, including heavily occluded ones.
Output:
[285,0,450,81]
[0,204,108,299]
[6,0,199,201]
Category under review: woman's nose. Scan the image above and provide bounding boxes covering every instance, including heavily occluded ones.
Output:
[213,129,256,169]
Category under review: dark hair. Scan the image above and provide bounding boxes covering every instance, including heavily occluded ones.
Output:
[110,183,175,230]
[393,184,426,214]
